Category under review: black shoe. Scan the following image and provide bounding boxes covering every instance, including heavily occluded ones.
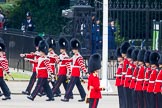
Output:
[2,96,11,100]
[61,98,69,102]
[54,94,61,97]
[27,95,34,101]
[69,96,73,99]
[46,98,55,101]
[78,98,85,102]
[22,91,30,95]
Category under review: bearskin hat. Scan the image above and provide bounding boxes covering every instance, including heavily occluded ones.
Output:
[38,40,49,55]
[149,52,160,66]
[88,53,101,73]
[0,37,4,44]
[126,46,135,58]
[137,49,146,62]
[58,37,69,50]
[46,37,56,50]
[0,43,5,52]
[158,54,162,65]
[116,47,122,58]
[144,50,151,63]
[70,38,81,50]
[120,41,130,54]
[131,48,139,61]
[34,36,43,47]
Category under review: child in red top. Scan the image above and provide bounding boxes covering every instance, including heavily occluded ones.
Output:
[87,53,104,108]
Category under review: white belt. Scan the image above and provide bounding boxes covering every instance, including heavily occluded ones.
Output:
[72,66,80,68]
[60,65,66,67]
[155,80,162,83]
[125,75,132,78]
[116,75,122,77]
[149,81,155,83]
[144,79,149,81]
[122,72,126,75]
[136,78,144,81]
[50,63,55,65]
[132,77,136,79]
[36,67,46,70]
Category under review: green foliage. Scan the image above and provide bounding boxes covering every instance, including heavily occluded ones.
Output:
[7,0,69,35]
[114,20,125,47]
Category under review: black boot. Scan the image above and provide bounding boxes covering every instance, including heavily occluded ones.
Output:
[61,98,69,102]
[2,96,11,100]
[27,95,34,101]
[78,98,85,102]
[22,91,30,95]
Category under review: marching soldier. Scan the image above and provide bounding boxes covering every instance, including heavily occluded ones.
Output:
[129,48,139,108]
[142,50,151,108]
[87,53,105,108]
[27,40,54,101]
[115,47,125,108]
[134,49,146,108]
[45,37,61,97]
[0,43,11,100]
[52,37,73,98]
[147,52,159,108]
[119,41,130,108]
[61,38,88,102]
[153,54,162,108]
[124,46,135,108]
[20,36,43,95]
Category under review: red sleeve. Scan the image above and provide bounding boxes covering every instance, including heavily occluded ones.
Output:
[44,59,53,73]
[78,57,87,73]
[0,60,9,73]
[25,53,35,59]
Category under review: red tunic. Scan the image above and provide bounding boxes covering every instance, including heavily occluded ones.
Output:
[129,66,139,89]
[36,56,53,78]
[153,70,162,93]
[121,58,129,86]
[124,63,135,88]
[147,68,158,93]
[25,51,40,72]
[135,66,145,91]
[88,73,102,99]
[142,67,151,91]
[0,57,9,77]
[115,63,123,86]
[47,51,59,74]
[71,53,87,77]
[58,53,71,75]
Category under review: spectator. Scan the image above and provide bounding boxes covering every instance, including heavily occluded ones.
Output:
[95,19,101,49]
[91,15,96,54]
[21,12,35,32]
[108,20,116,50]
[0,10,4,29]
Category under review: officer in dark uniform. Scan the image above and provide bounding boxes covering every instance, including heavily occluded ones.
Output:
[21,12,35,31]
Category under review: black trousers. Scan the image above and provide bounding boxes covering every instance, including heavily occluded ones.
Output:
[144,91,149,108]
[26,72,36,93]
[157,93,162,108]
[117,86,126,108]
[123,87,128,108]
[0,78,10,97]
[65,76,86,99]
[89,98,99,108]
[131,89,138,108]
[137,91,144,108]
[125,87,132,108]
[52,75,68,94]
[148,93,156,108]
[31,78,53,100]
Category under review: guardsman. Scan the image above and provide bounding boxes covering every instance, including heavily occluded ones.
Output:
[61,38,88,102]
[142,50,151,108]
[147,52,159,108]
[87,53,105,108]
[0,43,11,100]
[134,49,146,108]
[52,37,73,98]
[124,46,135,108]
[120,41,130,108]
[20,36,43,95]
[129,48,139,108]
[153,54,162,108]
[115,47,125,108]
[27,40,54,101]
[46,37,61,97]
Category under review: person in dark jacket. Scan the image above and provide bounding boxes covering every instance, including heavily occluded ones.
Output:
[108,20,116,50]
